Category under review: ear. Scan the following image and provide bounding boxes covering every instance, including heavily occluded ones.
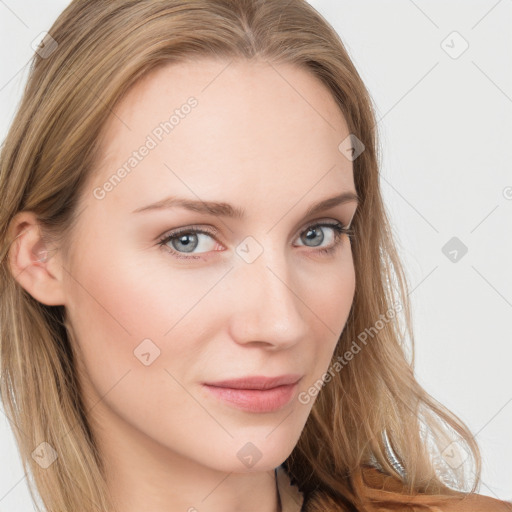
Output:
[7,211,66,306]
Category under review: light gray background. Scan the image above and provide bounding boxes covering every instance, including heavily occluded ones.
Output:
[1,1,511,510]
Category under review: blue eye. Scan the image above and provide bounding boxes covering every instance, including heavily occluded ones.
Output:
[159,228,220,258]
[157,221,353,260]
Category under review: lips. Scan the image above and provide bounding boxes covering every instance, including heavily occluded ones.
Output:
[202,374,303,413]
[203,374,303,390]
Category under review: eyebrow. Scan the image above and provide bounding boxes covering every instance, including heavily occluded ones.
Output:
[131,191,359,218]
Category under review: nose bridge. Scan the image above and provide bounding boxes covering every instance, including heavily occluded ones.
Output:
[228,238,307,346]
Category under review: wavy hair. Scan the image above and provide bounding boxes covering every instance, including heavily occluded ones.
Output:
[0,1,496,511]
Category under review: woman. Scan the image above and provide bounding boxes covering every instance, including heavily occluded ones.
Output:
[0,1,510,511]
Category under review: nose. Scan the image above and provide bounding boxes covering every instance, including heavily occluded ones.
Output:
[226,244,309,350]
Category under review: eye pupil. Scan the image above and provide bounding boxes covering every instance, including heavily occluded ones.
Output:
[303,227,324,247]
[173,233,198,253]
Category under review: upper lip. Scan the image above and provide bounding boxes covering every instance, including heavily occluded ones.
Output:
[203,374,302,390]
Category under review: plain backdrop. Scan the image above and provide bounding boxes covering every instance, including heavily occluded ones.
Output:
[0,1,511,510]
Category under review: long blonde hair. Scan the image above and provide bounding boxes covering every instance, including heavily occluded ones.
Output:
[0,1,486,510]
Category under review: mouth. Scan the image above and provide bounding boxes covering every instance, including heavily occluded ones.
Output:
[202,374,303,413]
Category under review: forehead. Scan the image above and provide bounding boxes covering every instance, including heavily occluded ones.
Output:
[89,58,355,215]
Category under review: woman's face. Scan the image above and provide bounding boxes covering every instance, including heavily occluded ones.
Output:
[60,58,358,475]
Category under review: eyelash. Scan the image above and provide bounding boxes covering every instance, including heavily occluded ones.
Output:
[157,221,354,261]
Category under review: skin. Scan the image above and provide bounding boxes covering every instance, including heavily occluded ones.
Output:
[8,58,358,512]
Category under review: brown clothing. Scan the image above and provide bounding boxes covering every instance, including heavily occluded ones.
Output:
[361,466,512,511]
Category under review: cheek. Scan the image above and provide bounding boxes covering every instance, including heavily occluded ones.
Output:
[63,247,211,390]
[63,250,221,442]
[306,247,355,324]
[67,239,219,333]
[301,251,356,368]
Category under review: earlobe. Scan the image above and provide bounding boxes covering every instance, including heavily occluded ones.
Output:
[7,212,66,306]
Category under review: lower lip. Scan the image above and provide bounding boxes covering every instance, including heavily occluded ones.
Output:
[202,382,298,413]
